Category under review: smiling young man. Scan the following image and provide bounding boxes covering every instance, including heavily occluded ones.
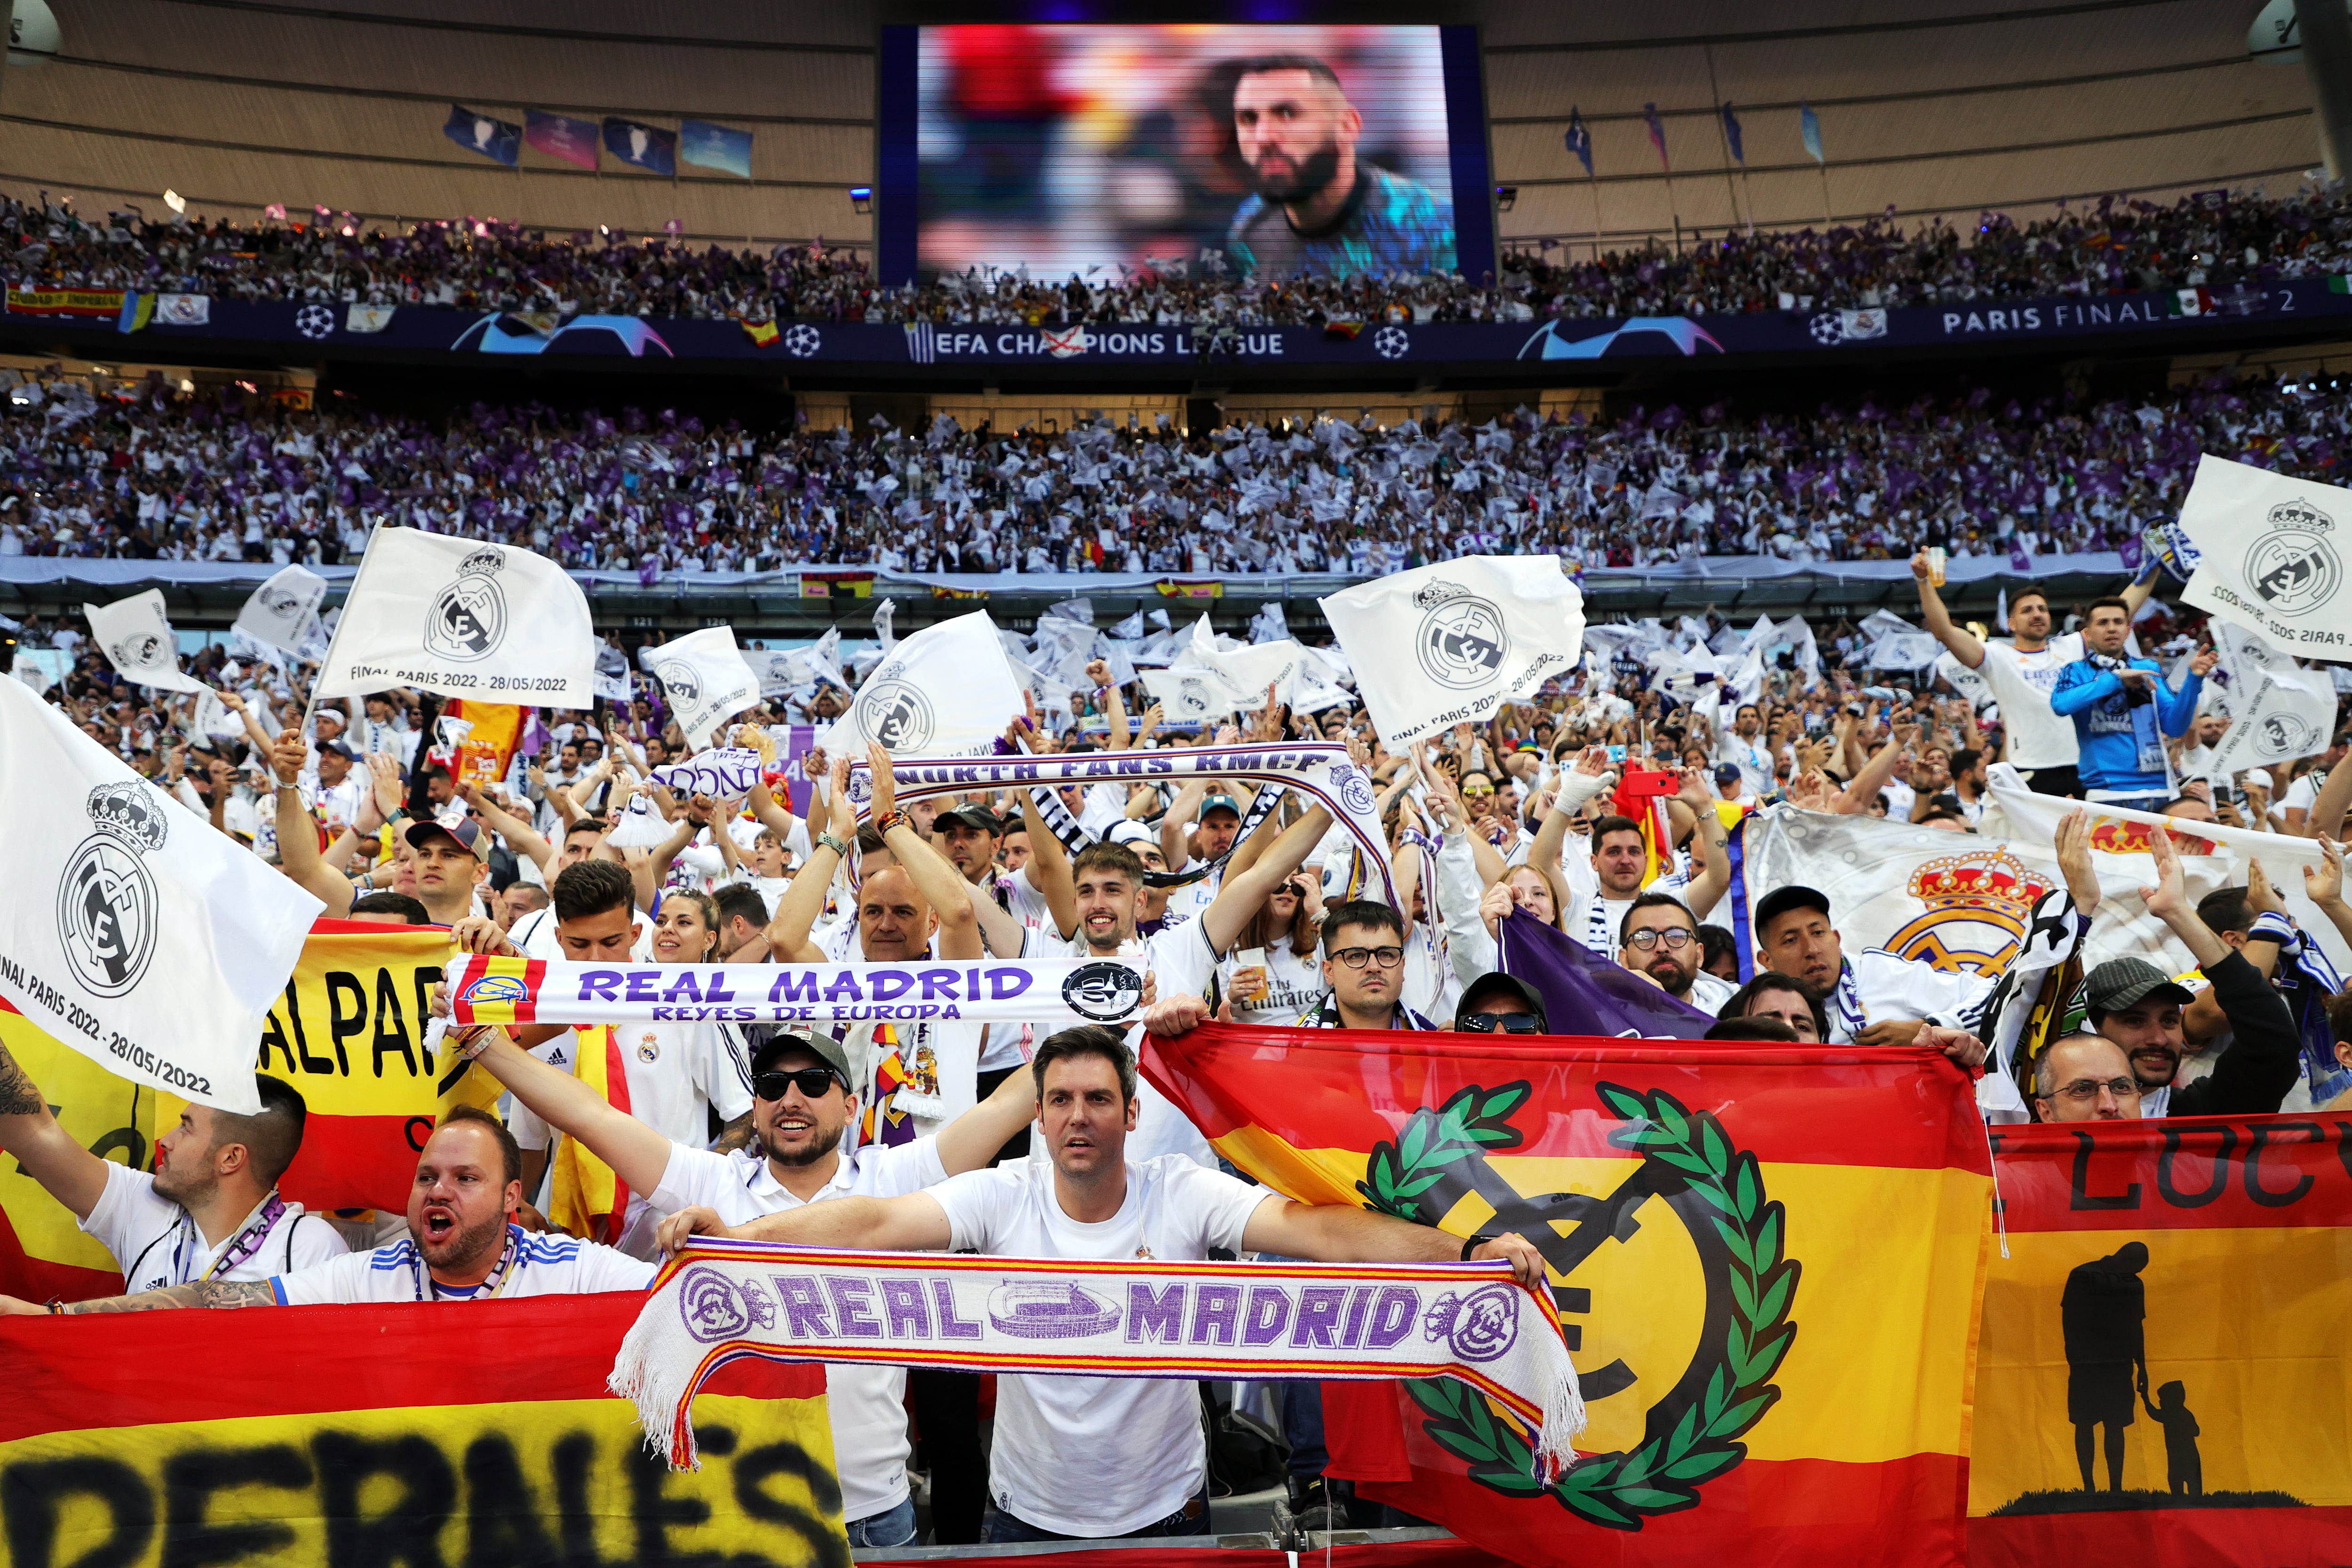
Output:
[0,1055,343,1297]
[468,1019,1040,1548]
[660,1027,1541,1543]
[268,728,490,925]
[4,1107,648,1312]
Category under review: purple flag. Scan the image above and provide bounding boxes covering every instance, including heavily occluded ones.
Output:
[1642,103,1669,171]
[525,110,600,171]
[2009,540,2032,572]
[1494,908,1714,1039]
[2118,533,2145,573]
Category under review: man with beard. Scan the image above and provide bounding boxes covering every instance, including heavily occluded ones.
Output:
[1223,55,1452,280]
[454,1020,1041,1548]
[2,1107,645,1311]
[1617,892,1736,1012]
[0,1057,343,1297]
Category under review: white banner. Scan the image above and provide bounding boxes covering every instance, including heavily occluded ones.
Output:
[2177,453,2352,657]
[746,648,808,698]
[448,952,1147,1029]
[650,748,762,801]
[230,563,328,653]
[821,611,1021,758]
[314,528,596,706]
[1140,668,1231,726]
[82,589,204,693]
[1319,556,1585,746]
[641,627,761,748]
[0,678,323,1113]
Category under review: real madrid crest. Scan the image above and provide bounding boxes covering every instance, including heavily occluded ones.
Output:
[652,658,701,707]
[423,545,509,664]
[2244,498,2342,615]
[58,782,169,997]
[1413,580,1510,691]
[857,661,935,750]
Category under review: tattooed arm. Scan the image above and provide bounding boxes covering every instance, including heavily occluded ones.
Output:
[0,1039,111,1220]
[0,1279,278,1315]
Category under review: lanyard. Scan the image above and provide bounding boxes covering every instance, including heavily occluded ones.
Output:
[171,1190,288,1285]
[410,1223,521,1302]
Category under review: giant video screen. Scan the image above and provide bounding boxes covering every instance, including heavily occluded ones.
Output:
[878,24,1491,286]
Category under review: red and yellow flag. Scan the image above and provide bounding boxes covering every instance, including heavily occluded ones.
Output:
[1144,1024,1992,1568]
[2,921,498,1299]
[0,1294,844,1565]
[548,1025,633,1244]
[1968,1115,2352,1567]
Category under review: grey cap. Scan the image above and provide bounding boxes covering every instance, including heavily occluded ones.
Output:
[748,1024,854,1087]
[2083,957,2195,1019]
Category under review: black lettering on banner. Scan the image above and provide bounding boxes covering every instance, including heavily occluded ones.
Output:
[628,1424,722,1561]
[2066,1130,2142,1211]
[411,966,445,1069]
[373,969,417,1079]
[283,980,334,1076]
[161,1443,311,1568]
[2154,1124,2236,1209]
[458,1437,558,1568]
[0,1455,155,1568]
[325,973,368,1077]
[404,1115,437,1154]
[2244,1121,2320,1208]
[550,1433,614,1568]
[731,1438,850,1568]
[312,1432,455,1568]
[2336,1122,2352,1183]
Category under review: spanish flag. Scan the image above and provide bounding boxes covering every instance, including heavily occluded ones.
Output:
[1969,1115,2352,1567]
[549,1026,633,1245]
[0,1294,843,1561]
[742,317,779,347]
[1143,1023,1991,1568]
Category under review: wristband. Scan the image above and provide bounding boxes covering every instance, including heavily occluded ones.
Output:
[1460,1233,1495,1261]
[816,831,851,857]
[874,808,911,837]
[451,1026,497,1061]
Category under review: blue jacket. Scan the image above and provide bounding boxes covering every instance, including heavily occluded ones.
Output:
[2049,655,2200,794]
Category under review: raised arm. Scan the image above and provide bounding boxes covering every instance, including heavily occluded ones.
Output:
[2294,754,2352,840]
[932,1060,1041,1175]
[1018,781,1079,943]
[687,1191,954,1253]
[1198,804,1334,957]
[1909,551,1985,669]
[462,781,555,876]
[1672,768,1732,917]
[268,730,354,917]
[1240,1195,1542,1287]
[766,758,851,963]
[469,1027,675,1196]
[870,744,981,960]
[0,1039,112,1219]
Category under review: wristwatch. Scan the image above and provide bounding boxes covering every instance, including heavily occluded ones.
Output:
[816,830,851,857]
[1459,1234,1497,1261]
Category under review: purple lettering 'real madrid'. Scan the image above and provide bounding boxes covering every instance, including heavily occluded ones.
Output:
[880,1276,930,1337]
[1291,1285,1347,1349]
[1367,1285,1419,1349]
[772,1274,832,1337]
[1242,1285,1292,1346]
[824,1274,883,1337]
[933,1279,982,1338]
[1128,1281,1184,1343]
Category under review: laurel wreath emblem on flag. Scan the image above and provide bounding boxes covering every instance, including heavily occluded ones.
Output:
[1358,1081,1798,1531]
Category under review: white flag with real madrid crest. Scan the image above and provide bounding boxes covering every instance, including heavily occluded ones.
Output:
[82,588,206,694]
[2176,454,2352,659]
[313,527,596,706]
[0,677,323,1114]
[819,611,1022,758]
[639,627,762,750]
[1319,556,1586,746]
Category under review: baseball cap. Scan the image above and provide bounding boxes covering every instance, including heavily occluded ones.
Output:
[1713,763,1741,787]
[1454,973,1549,1032]
[2083,957,2195,1020]
[404,817,490,861]
[1753,885,1831,931]
[936,803,1002,835]
[321,739,359,761]
[749,1025,853,1087]
[1200,793,1243,820]
[1107,820,1157,849]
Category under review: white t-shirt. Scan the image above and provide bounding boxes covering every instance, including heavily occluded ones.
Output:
[1152,921,1323,1027]
[652,1138,948,1525]
[997,863,1056,931]
[929,1156,1268,1536]
[81,1162,347,1293]
[269,1225,654,1303]
[1019,926,1217,1166]
[2286,767,2331,816]
[1976,634,2086,771]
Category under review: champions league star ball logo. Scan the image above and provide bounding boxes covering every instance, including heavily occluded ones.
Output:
[422,546,509,664]
[1413,581,1510,691]
[856,671,935,751]
[2244,499,2342,615]
[57,782,169,999]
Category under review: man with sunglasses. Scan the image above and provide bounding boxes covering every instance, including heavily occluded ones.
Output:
[454,1019,1041,1549]
[1619,891,1735,1011]
[1453,972,1549,1034]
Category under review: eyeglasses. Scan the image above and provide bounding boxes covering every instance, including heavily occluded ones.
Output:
[1460,784,1496,797]
[1625,928,1696,951]
[753,1067,845,1102]
[2051,1077,2142,1103]
[1331,945,1406,970]
[1457,1012,1543,1034]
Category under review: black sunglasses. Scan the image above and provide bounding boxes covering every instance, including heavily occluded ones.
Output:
[753,1067,846,1102]
[1456,1012,1544,1034]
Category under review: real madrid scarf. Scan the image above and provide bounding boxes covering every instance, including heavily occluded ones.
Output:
[1026,778,1284,890]
[612,1241,1584,1480]
[842,742,1398,906]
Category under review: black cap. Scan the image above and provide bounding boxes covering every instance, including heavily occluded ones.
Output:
[1454,972,1548,1032]
[2083,957,2195,1020]
[936,803,1002,835]
[749,1025,854,1087]
[1753,885,1831,932]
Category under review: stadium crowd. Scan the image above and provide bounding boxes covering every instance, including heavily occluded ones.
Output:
[3,531,2350,1543]
[0,368,2342,573]
[6,182,2352,324]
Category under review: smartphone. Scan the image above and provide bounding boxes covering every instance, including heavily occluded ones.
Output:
[1606,745,1627,763]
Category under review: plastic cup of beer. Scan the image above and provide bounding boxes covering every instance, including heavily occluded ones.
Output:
[1924,546,1947,586]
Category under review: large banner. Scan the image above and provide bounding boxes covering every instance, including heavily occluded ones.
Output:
[1145,1023,1991,1568]
[0,922,494,1299]
[0,1295,846,1568]
[1969,1116,2352,1567]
